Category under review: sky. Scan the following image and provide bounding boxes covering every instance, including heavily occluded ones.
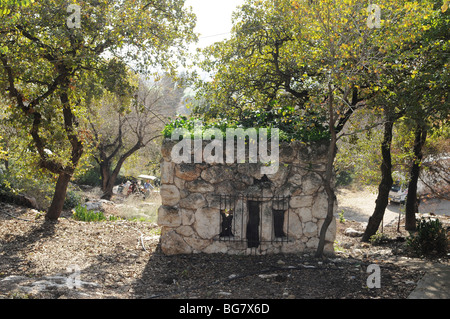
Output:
[185,0,246,49]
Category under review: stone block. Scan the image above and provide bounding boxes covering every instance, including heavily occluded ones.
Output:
[186,179,214,193]
[312,193,328,219]
[287,213,303,239]
[175,163,202,181]
[298,207,313,223]
[201,166,233,184]
[179,193,207,210]
[194,207,220,239]
[160,161,175,184]
[157,205,181,227]
[301,172,322,195]
[290,195,314,208]
[160,230,192,255]
[303,221,318,237]
[176,225,195,237]
[160,185,180,206]
[180,208,196,225]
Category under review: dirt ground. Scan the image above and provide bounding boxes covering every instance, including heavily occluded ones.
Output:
[0,188,448,300]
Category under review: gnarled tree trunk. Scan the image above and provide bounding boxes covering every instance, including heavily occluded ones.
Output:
[100,140,144,200]
[405,125,427,231]
[362,117,394,242]
[46,172,73,220]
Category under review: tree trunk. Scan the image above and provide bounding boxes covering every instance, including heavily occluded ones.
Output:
[101,165,122,200]
[362,118,394,242]
[405,126,427,231]
[45,91,83,220]
[99,159,111,193]
[46,172,72,220]
[316,83,337,258]
[100,140,144,200]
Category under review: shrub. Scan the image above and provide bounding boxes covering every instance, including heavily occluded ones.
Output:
[72,205,107,222]
[369,231,389,245]
[73,166,102,187]
[406,217,448,257]
[63,190,83,210]
[336,170,354,187]
[72,205,121,222]
[162,105,331,143]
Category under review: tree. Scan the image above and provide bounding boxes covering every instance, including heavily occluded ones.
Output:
[363,0,449,236]
[361,109,400,241]
[195,0,434,256]
[0,0,196,220]
[89,73,182,200]
[195,0,376,256]
[402,1,449,231]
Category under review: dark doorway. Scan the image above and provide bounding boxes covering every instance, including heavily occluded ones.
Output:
[273,210,286,238]
[247,200,260,248]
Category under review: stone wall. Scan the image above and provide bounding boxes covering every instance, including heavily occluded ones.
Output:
[158,139,336,255]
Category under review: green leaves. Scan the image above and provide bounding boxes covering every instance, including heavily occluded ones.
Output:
[0,0,197,216]
[163,105,330,143]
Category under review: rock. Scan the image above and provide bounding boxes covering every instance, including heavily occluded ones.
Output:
[303,221,318,237]
[217,291,232,296]
[214,180,236,195]
[258,273,279,279]
[0,192,39,209]
[312,193,328,219]
[160,230,193,255]
[175,225,195,237]
[21,195,39,210]
[175,163,202,181]
[83,199,115,212]
[266,165,288,187]
[201,166,233,184]
[179,193,207,210]
[0,274,100,299]
[157,206,181,227]
[301,173,322,195]
[160,185,180,206]
[194,207,220,239]
[287,214,303,239]
[344,228,364,237]
[298,207,313,223]
[186,179,214,193]
[180,208,196,226]
[290,195,314,208]
[160,161,175,184]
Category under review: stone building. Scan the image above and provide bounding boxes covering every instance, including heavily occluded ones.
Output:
[157,138,336,255]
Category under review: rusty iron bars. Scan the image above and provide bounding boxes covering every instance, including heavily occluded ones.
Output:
[216,194,291,250]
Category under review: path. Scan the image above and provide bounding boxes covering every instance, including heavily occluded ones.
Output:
[407,263,450,299]
[336,188,450,225]
[337,188,450,299]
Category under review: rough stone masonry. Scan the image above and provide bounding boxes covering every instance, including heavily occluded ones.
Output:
[157,139,336,255]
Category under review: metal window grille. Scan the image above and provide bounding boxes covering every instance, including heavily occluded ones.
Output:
[216,194,291,249]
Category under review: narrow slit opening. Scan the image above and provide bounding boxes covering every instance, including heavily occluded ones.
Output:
[247,200,260,248]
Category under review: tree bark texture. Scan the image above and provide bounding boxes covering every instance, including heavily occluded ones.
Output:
[315,84,337,258]
[405,126,427,231]
[100,140,144,200]
[46,172,73,220]
[362,118,394,242]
